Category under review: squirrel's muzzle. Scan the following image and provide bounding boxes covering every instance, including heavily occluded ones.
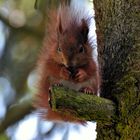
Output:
[67,66,77,78]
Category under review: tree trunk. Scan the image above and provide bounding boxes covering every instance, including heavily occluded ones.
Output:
[93,0,140,139]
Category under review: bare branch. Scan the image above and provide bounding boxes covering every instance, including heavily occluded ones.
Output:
[0,97,34,134]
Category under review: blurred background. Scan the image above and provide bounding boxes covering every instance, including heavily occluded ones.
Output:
[0,0,97,139]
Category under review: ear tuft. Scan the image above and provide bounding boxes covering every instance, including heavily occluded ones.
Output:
[80,19,89,43]
[57,15,63,35]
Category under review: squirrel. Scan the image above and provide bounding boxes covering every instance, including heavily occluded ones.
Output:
[36,6,100,123]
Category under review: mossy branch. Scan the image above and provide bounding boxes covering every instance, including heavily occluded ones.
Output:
[50,86,116,123]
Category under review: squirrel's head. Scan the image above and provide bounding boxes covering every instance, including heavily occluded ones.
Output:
[51,17,93,70]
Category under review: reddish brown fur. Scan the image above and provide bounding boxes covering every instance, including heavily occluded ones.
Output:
[36,6,100,123]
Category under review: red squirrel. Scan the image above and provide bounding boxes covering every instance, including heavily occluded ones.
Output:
[36,6,100,122]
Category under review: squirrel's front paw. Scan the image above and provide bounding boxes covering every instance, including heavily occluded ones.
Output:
[60,67,70,80]
[75,69,88,82]
[52,83,63,87]
[79,87,94,95]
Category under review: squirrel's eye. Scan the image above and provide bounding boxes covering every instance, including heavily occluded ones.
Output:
[57,47,62,52]
[79,45,84,53]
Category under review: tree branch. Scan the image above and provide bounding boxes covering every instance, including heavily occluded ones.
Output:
[0,86,116,134]
[50,86,116,123]
[0,97,34,134]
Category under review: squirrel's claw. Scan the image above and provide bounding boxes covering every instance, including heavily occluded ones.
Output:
[79,87,94,95]
[52,83,63,87]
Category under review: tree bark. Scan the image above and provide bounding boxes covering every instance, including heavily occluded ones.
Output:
[93,0,140,139]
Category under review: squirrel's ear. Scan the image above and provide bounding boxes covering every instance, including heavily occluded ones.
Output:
[80,19,89,43]
[57,16,63,35]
